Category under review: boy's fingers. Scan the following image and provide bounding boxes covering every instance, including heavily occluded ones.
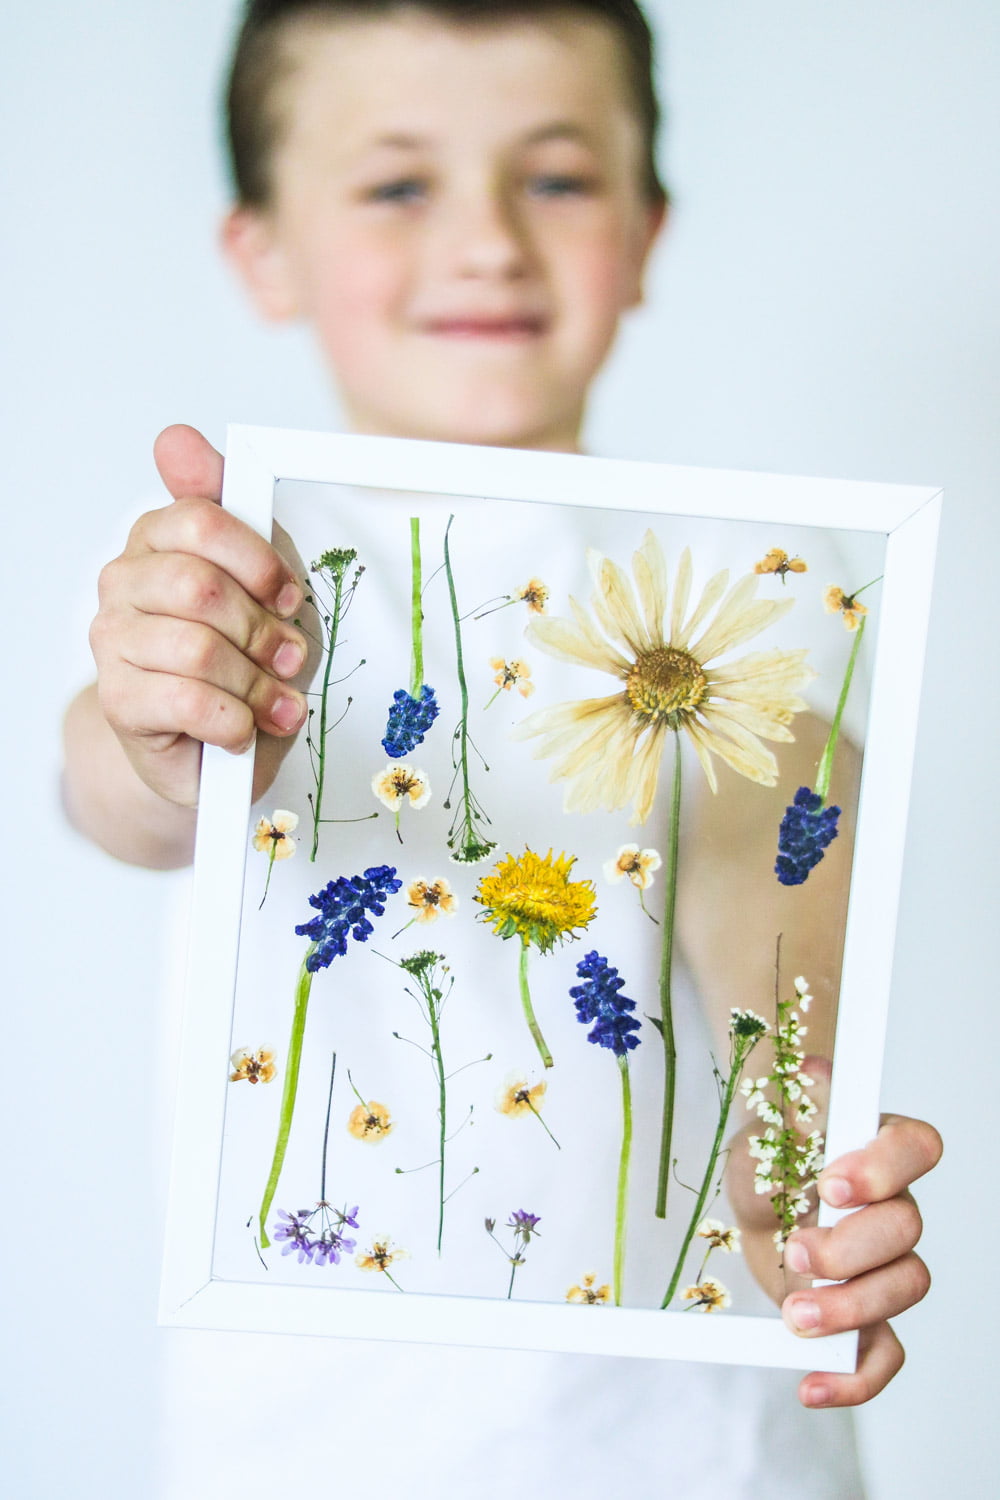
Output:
[127,499,303,618]
[798,1322,905,1409]
[817,1115,943,1210]
[110,616,307,738]
[784,1193,923,1283]
[153,424,225,503]
[98,553,307,679]
[781,1251,931,1340]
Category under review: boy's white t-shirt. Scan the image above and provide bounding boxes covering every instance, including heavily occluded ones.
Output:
[149,485,872,1500]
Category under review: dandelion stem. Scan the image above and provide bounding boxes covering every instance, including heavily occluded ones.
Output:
[409,517,424,697]
[614,1055,633,1308]
[319,1051,337,1203]
[815,615,866,801]
[519,941,553,1070]
[654,732,682,1219]
[310,569,347,861]
[258,945,316,1247]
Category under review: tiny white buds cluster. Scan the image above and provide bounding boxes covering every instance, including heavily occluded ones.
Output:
[743,975,825,1253]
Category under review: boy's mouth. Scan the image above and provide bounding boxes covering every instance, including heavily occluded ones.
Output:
[421,314,548,342]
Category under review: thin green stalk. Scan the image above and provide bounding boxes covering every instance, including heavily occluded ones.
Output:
[613,1055,633,1307]
[259,944,317,1247]
[507,1259,518,1300]
[518,942,553,1069]
[310,570,347,861]
[660,1067,741,1308]
[443,516,494,862]
[815,615,866,801]
[654,733,682,1218]
[319,1051,337,1202]
[409,517,423,697]
[426,984,447,1254]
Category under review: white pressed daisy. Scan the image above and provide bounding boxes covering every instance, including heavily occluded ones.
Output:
[514,531,815,824]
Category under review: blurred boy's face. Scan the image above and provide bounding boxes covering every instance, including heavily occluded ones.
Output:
[224,12,664,451]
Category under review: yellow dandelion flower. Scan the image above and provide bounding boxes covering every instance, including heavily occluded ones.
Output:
[514,531,815,822]
[406,877,458,924]
[229,1047,277,1085]
[496,1074,547,1118]
[517,579,549,614]
[681,1277,732,1311]
[695,1219,742,1253]
[475,848,596,954]
[603,843,662,890]
[566,1272,611,1305]
[356,1236,408,1273]
[489,658,535,698]
[754,548,807,581]
[252,809,299,858]
[824,584,869,632]
[347,1101,394,1142]
[372,764,431,811]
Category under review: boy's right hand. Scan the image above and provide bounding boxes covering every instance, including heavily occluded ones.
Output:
[89,424,309,811]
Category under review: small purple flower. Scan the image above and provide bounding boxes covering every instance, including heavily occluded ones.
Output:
[775,787,842,886]
[312,1227,356,1266]
[382,685,440,757]
[296,865,403,970]
[508,1209,542,1241]
[570,951,641,1057]
[273,1209,316,1263]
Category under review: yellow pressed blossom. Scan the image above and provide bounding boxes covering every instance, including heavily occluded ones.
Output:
[566,1272,611,1305]
[695,1219,742,1253]
[372,764,431,810]
[252,809,299,858]
[517,579,549,614]
[406,877,458,924]
[489,658,535,698]
[496,1074,547,1118]
[681,1277,731,1311]
[356,1237,408,1272]
[347,1100,394,1142]
[754,547,807,580]
[229,1047,277,1085]
[603,843,662,890]
[475,848,596,955]
[824,584,869,632]
[514,531,815,822]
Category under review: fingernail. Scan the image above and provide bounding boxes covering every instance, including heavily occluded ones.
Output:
[273,639,305,678]
[272,695,305,731]
[276,581,302,617]
[784,1237,811,1276]
[788,1299,821,1334]
[803,1383,832,1407]
[820,1175,852,1207]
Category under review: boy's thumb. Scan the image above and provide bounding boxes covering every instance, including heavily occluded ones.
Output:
[153,424,225,504]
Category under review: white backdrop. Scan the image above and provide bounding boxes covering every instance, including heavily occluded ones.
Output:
[4,2,998,1495]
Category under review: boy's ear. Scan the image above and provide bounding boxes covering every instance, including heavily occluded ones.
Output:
[220,206,300,322]
[626,198,669,309]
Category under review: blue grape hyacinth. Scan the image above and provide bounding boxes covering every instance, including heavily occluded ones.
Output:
[382,685,439,757]
[570,951,641,1057]
[775,787,842,886]
[295,865,402,970]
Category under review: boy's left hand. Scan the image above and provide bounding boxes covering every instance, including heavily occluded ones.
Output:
[728,1068,942,1408]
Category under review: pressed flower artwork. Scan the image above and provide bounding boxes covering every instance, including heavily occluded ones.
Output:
[181,439,928,1377]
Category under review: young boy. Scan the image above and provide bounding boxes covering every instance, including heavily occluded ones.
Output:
[63,2,940,1493]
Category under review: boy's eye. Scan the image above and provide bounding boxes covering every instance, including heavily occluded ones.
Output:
[527,174,595,199]
[366,178,428,205]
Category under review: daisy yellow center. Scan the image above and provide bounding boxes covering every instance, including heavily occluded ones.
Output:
[626,647,707,722]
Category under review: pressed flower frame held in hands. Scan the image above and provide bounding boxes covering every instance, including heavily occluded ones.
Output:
[162,427,939,1374]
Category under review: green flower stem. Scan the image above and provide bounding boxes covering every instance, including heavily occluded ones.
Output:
[443,516,493,861]
[654,732,682,1219]
[519,942,553,1070]
[310,570,348,862]
[815,615,866,802]
[409,516,424,697]
[259,943,317,1248]
[613,1055,633,1308]
[258,844,277,910]
[426,981,448,1255]
[660,1067,741,1309]
[507,1259,519,1300]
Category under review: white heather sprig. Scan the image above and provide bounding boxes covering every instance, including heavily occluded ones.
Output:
[742,974,825,1255]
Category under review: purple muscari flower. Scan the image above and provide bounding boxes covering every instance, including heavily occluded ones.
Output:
[382,685,439,757]
[569,951,641,1057]
[508,1210,542,1241]
[296,866,403,971]
[273,1209,316,1263]
[775,787,842,887]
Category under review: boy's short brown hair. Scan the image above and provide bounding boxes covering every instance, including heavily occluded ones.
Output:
[225,0,666,208]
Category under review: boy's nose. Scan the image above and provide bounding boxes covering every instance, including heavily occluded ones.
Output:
[443,189,532,281]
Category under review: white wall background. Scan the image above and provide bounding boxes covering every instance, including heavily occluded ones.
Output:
[4,1,997,1495]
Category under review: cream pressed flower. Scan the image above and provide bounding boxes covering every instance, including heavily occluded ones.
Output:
[514,532,815,823]
[754,547,807,580]
[496,1074,547,1118]
[347,1101,394,1141]
[252,809,299,858]
[681,1278,731,1312]
[696,1220,742,1253]
[405,877,458,924]
[517,579,549,614]
[356,1237,408,1273]
[603,843,662,890]
[372,764,431,811]
[566,1272,611,1305]
[229,1047,277,1085]
[824,584,869,632]
[489,658,535,698]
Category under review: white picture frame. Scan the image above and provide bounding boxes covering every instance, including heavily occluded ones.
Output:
[159,424,940,1373]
